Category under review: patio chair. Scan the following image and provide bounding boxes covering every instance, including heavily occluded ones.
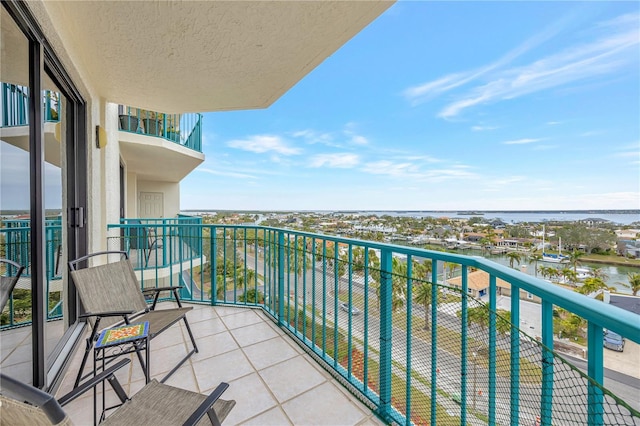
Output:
[0,358,236,426]
[68,251,198,387]
[1,258,26,312]
[128,219,162,267]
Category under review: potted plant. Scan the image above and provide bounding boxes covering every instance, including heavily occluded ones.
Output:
[141,111,163,136]
[166,127,180,141]
[119,114,139,132]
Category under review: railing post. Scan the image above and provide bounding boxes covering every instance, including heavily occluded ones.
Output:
[377,248,393,422]
[541,301,554,425]
[460,266,468,425]
[510,284,521,425]
[211,227,217,306]
[278,231,285,327]
[488,274,497,424]
[430,261,438,423]
[587,322,604,425]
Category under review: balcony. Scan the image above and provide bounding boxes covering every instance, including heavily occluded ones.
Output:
[2,223,639,425]
[118,106,204,182]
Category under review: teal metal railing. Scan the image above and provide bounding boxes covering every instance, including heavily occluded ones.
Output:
[118,106,203,153]
[1,82,61,127]
[0,220,64,328]
[103,223,640,425]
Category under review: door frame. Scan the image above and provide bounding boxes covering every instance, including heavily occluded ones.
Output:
[3,0,88,390]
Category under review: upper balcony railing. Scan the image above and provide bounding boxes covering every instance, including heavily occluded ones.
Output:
[1,82,61,127]
[99,222,640,426]
[118,106,202,153]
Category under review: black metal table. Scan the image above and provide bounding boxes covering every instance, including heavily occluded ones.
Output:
[93,321,150,424]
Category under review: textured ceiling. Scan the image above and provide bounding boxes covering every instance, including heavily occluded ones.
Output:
[37,1,393,113]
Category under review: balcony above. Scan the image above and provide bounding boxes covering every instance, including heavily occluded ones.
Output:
[118,107,204,182]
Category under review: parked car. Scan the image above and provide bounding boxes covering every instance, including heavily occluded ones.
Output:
[339,302,361,315]
[603,329,625,352]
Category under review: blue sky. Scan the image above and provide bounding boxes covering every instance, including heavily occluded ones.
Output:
[184,2,640,211]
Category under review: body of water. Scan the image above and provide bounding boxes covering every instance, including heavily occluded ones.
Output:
[454,248,635,295]
[356,211,640,225]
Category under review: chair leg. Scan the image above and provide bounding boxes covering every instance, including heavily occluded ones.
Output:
[183,316,199,354]
[74,338,93,388]
[158,316,199,384]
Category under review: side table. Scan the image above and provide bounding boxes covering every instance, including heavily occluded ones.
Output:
[93,321,150,424]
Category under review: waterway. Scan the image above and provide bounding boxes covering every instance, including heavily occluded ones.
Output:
[359,211,640,225]
[451,247,635,295]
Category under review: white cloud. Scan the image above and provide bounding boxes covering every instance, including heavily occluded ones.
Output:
[404,12,639,118]
[471,125,499,131]
[361,160,478,182]
[403,10,575,105]
[309,153,360,168]
[227,135,301,155]
[342,122,370,146]
[503,138,543,145]
[546,121,562,125]
[292,130,336,146]
[437,16,639,118]
[351,135,369,145]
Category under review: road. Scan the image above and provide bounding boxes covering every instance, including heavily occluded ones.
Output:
[240,251,637,424]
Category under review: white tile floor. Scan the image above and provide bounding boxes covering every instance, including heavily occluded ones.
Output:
[46,303,383,425]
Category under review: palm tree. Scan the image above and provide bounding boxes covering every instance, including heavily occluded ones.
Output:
[559,268,578,285]
[529,251,543,277]
[412,259,435,330]
[390,257,407,313]
[506,251,522,269]
[568,250,586,274]
[590,266,608,281]
[413,280,435,330]
[622,272,640,296]
[578,277,613,295]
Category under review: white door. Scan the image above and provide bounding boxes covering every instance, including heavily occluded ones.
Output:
[139,192,164,218]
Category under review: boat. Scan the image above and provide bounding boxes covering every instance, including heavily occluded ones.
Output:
[542,253,569,263]
[541,226,569,263]
[576,267,591,281]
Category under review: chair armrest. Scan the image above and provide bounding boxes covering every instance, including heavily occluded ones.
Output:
[79,310,135,319]
[58,359,131,406]
[181,382,230,426]
[0,373,67,425]
[141,286,184,294]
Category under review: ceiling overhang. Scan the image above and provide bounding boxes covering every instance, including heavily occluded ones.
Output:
[29,1,394,113]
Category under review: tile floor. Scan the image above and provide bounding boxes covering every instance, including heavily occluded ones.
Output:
[49,303,383,425]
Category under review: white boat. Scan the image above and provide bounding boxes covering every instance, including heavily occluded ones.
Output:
[576,267,591,281]
[542,253,569,263]
[541,226,569,263]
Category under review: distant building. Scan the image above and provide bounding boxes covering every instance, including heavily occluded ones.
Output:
[446,270,541,303]
[615,229,640,239]
[616,240,640,258]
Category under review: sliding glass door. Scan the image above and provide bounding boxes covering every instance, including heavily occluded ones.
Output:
[1,1,87,389]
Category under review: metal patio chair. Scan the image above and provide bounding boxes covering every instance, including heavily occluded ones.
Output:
[68,251,198,387]
[1,258,26,312]
[128,220,162,267]
[0,358,235,426]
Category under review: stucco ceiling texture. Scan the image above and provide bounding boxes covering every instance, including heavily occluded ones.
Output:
[42,1,393,114]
